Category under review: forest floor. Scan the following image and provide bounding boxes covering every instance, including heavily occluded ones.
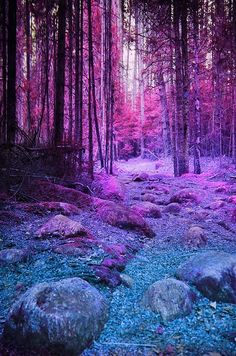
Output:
[0,157,236,355]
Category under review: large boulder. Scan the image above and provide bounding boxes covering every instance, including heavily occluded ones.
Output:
[170,189,200,204]
[142,278,196,321]
[94,199,155,237]
[35,214,91,239]
[91,174,125,201]
[132,201,162,218]
[176,251,236,303]
[4,278,108,355]
[20,201,80,216]
[0,248,30,265]
[25,180,93,209]
[183,226,207,248]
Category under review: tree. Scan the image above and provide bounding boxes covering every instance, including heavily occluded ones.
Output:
[7,0,17,144]
[54,0,67,146]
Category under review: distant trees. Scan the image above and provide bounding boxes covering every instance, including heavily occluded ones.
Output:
[129,0,236,175]
[0,0,235,178]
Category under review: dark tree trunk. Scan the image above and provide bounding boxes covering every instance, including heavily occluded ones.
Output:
[54,0,67,146]
[68,0,73,143]
[1,0,7,143]
[7,0,17,144]
[26,0,31,133]
[87,0,104,168]
[173,0,189,176]
[192,0,201,174]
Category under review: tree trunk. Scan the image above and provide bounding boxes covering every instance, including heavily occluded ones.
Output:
[26,0,31,134]
[54,0,67,146]
[173,0,189,176]
[157,70,171,156]
[68,0,73,143]
[87,0,104,168]
[7,0,17,144]
[1,0,7,143]
[233,0,236,164]
[212,0,224,158]
[192,0,201,174]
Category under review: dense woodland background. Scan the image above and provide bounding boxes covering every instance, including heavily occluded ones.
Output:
[0,0,236,182]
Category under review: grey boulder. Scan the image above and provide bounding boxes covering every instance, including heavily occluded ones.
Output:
[176,251,236,303]
[142,278,196,321]
[4,277,108,355]
[0,248,30,265]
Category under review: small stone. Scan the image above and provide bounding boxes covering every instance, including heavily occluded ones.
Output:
[120,273,134,288]
[163,202,181,214]
[184,225,207,248]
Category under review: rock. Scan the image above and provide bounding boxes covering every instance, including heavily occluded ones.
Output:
[141,193,160,204]
[132,201,162,218]
[20,202,80,216]
[194,209,210,221]
[91,174,125,201]
[215,186,228,193]
[170,189,200,204]
[183,226,207,248]
[35,214,91,239]
[228,195,236,204]
[4,278,108,355]
[0,211,21,225]
[142,278,196,321]
[101,256,127,271]
[94,199,155,237]
[25,180,93,209]
[146,184,170,195]
[176,251,236,303]
[133,172,149,182]
[0,248,30,265]
[232,208,236,223]
[163,202,181,214]
[120,273,134,288]
[209,200,225,210]
[53,239,94,256]
[93,265,121,287]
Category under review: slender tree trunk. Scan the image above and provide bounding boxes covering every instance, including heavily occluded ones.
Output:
[233,0,236,163]
[192,0,201,174]
[75,0,84,171]
[54,0,67,146]
[78,0,84,170]
[180,0,189,174]
[157,70,171,156]
[138,21,145,158]
[45,0,50,141]
[26,0,31,134]
[173,0,189,176]
[213,0,224,157]
[68,0,73,143]
[1,0,7,143]
[88,43,93,178]
[7,0,17,144]
[87,0,104,168]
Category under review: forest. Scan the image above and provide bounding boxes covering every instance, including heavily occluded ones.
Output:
[0,0,236,355]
